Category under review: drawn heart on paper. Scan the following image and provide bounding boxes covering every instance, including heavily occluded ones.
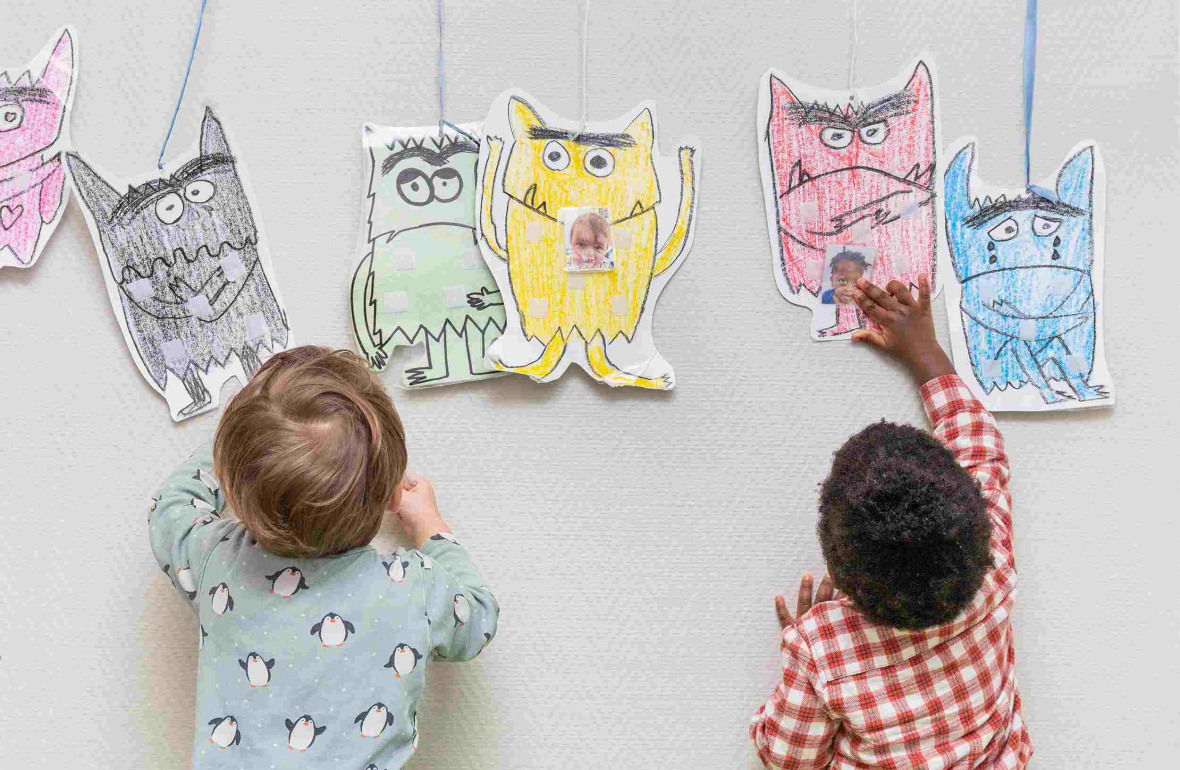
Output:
[0,204,23,230]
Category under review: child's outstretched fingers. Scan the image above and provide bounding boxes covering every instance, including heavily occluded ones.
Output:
[885,280,916,307]
[852,329,887,348]
[775,594,793,629]
[917,273,932,311]
[854,289,891,325]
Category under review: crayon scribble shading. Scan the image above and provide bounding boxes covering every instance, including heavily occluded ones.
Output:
[943,141,1113,410]
[0,28,75,270]
[478,91,699,389]
[758,61,938,339]
[67,108,291,421]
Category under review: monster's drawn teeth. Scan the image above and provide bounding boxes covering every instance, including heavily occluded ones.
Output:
[630,201,645,217]
[522,184,538,209]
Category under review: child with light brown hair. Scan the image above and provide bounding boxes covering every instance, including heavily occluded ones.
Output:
[148,346,498,769]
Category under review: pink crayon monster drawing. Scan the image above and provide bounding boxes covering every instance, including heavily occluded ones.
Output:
[758,61,938,339]
[0,28,75,270]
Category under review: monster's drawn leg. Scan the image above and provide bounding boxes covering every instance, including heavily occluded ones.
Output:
[239,343,263,380]
[490,332,567,379]
[464,320,503,377]
[586,332,672,390]
[177,364,213,417]
[1038,334,1108,402]
[403,330,451,387]
[818,305,864,337]
[1013,340,1073,404]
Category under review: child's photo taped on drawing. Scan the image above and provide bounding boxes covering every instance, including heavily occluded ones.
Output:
[821,245,875,306]
[560,206,616,272]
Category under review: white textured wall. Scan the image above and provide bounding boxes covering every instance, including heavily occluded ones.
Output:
[2,1,1178,768]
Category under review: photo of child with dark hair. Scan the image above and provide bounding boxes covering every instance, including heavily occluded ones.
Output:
[561,207,616,272]
[822,249,871,305]
[814,244,876,339]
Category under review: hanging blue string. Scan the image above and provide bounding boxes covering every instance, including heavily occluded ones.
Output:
[158,0,210,170]
[1022,0,1056,200]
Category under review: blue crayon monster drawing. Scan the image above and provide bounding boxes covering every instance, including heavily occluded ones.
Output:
[944,142,1112,407]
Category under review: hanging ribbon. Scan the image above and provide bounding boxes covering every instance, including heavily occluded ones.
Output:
[158,0,210,170]
[847,0,859,103]
[1022,0,1056,199]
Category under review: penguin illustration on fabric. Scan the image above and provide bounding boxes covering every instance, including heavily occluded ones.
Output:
[209,582,234,615]
[383,643,422,678]
[238,652,275,687]
[354,702,393,738]
[149,496,159,516]
[310,612,355,647]
[191,497,217,515]
[266,566,309,598]
[285,715,326,751]
[199,625,208,650]
[194,468,220,494]
[477,631,493,657]
[175,566,198,600]
[382,556,408,583]
[429,532,459,545]
[207,715,241,748]
[453,594,470,626]
[417,552,433,570]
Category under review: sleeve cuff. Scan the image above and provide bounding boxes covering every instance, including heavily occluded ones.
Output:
[919,374,980,423]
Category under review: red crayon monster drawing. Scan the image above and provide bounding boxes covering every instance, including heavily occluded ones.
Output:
[757,61,939,339]
[0,28,75,270]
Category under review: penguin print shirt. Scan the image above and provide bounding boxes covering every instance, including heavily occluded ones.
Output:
[149,442,499,770]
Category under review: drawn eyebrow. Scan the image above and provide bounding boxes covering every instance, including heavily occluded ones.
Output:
[528,127,637,148]
[782,89,915,129]
[112,153,236,220]
[964,195,1086,228]
[0,87,56,104]
[380,141,478,175]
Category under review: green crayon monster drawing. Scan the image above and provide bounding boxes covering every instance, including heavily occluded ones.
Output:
[350,122,506,388]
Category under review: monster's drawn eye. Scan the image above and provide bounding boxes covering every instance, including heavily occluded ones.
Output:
[1032,215,1061,237]
[584,148,615,178]
[155,193,184,224]
[542,141,570,171]
[0,103,23,132]
[858,122,887,145]
[430,167,463,203]
[819,127,853,149]
[396,168,433,206]
[184,180,216,204]
[987,217,1019,242]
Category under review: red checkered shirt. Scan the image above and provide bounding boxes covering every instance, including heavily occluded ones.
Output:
[750,375,1032,769]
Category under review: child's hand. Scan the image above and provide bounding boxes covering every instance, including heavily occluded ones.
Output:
[394,470,450,547]
[775,573,841,629]
[851,274,955,384]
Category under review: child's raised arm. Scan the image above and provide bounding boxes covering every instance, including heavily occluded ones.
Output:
[852,275,1013,562]
[148,441,238,608]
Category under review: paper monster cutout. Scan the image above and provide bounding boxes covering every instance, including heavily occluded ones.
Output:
[757,61,940,340]
[0,27,75,270]
[943,140,1113,411]
[66,107,292,421]
[349,121,506,388]
[477,91,699,389]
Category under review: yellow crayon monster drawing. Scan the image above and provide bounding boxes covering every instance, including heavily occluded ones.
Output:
[477,92,699,389]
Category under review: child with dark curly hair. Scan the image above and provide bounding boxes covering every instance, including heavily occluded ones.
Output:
[750,275,1032,769]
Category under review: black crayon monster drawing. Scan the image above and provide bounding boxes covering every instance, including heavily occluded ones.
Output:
[66,107,291,420]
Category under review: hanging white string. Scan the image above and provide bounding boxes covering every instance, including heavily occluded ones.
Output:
[436,0,446,131]
[847,0,859,103]
[576,0,590,138]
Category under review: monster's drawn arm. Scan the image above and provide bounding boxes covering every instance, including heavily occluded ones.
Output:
[349,249,389,371]
[39,155,66,223]
[653,147,697,277]
[466,286,503,311]
[480,137,508,262]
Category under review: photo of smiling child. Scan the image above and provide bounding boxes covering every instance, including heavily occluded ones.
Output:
[814,244,876,337]
[561,207,616,272]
